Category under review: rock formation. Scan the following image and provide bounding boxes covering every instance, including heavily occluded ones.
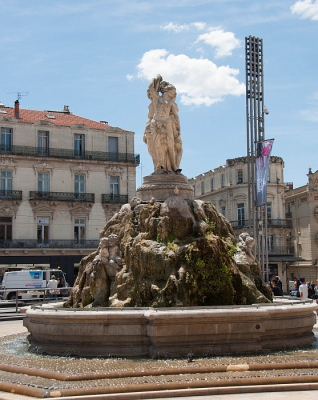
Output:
[65,195,272,308]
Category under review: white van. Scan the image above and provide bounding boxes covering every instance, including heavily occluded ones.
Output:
[0,269,66,300]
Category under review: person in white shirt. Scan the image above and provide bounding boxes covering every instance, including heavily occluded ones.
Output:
[299,277,308,299]
[47,275,58,300]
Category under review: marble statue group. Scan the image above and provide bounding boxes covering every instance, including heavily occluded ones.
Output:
[143,75,183,173]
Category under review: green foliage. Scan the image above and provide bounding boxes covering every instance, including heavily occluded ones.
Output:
[185,249,192,264]
[228,242,237,257]
[167,241,178,252]
[183,251,234,306]
[204,217,216,233]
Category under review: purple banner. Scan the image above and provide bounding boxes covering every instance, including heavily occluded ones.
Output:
[256,139,274,207]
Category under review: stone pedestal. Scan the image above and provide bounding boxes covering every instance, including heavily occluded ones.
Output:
[136,172,194,201]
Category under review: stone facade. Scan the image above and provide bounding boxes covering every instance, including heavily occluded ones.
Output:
[284,168,318,283]
[188,156,295,292]
[0,102,139,284]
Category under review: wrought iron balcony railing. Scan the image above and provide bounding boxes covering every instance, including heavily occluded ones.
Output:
[0,190,22,200]
[230,220,249,229]
[230,219,292,230]
[0,239,99,249]
[29,191,95,203]
[0,145,140,164]
[255,246,295,256]
[102,194,128,204]
[267,219,292,228]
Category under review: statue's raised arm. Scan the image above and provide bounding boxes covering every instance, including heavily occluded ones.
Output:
[144,75,183,173]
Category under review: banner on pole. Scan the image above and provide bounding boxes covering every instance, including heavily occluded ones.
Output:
[256,139,274,207]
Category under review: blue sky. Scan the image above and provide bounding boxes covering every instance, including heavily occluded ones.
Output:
[0,0,317,188]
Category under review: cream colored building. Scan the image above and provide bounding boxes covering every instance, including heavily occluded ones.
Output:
[284,168,318,283]
[0,101,139,284]
[189,156,299,292]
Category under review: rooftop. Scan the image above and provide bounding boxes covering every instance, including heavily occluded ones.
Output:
[0,104,116,131]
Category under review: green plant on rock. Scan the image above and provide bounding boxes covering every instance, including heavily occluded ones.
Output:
[185,249,192,265]
[167,241,178,252]
[204,217,216,233]
[184,253,234,306]
[228,242,237,257]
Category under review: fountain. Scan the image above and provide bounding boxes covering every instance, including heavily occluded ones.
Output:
[24,75,317,358]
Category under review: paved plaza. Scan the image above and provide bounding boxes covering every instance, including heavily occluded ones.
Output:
[1,320,318,399]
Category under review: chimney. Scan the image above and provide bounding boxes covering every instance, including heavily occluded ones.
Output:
[14,100,20,118]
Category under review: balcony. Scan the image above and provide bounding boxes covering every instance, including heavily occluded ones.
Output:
[231,220,249,230]
[267,219,292,228]
[0,239,99,249]
[29,191,95,203]
[0,145,140,164]
[102,194,128,204]
[256,246,295,256]
[230,219,292,230]
[0,190,22,201]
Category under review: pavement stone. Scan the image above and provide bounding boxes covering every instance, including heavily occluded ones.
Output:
[1,319,318,400]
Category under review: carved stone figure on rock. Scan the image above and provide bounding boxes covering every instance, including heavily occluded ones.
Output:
[144,75,183,173]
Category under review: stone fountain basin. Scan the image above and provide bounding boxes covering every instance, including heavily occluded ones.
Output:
[24,301,318,358]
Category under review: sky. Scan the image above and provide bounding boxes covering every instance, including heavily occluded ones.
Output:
[0,0,317,189]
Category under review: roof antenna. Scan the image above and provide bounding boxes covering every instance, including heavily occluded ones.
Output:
[7,91,29,102]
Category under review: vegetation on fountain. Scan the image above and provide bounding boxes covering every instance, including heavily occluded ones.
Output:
[65,195,272,308]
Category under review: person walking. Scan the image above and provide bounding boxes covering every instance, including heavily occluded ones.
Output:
[47,275,58,301]
[299,277,308,299]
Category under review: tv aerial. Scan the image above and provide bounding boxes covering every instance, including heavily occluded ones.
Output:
[6,91,29,102]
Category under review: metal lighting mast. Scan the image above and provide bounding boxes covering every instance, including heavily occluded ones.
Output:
[245,36,269,281]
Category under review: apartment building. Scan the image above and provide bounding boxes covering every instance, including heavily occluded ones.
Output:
[284,168,318,283]
[0,101,139,284]
[189,156,299,292]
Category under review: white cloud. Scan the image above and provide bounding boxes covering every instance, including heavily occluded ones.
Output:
[126,74,134,81]
[161,22,206,33]
[291,0,318,20]
[300,109,318,121]
[137,49,245,107]
[196,28,241,58]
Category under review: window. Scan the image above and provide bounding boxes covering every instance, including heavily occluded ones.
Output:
[221,206,226,217]
[0,217,12,241]
[37,217,49,245]
[74,218,85,244]
[237,203,245,227]
[74,174,86,200]
[74,134,85,158]
[267,202,272,220]
[110,176,119,199]
[0,170,12,196]
[38,172,50,192]
[1,128,12,152]
[201,181,205,194]
[193,185,196,197]
[38,131,49,156]
[221,174,225,187]
[237,169,243,184]
[211,178,214,191]
[267,235,274,252]
[108,137,118,161]
[74,174,85,193]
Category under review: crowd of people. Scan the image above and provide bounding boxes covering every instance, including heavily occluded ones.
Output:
[270,275,318,299]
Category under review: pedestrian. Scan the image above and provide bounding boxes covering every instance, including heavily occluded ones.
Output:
[276,276,283,293]
[271,277,282,296]
[299,277,308,299]
[47,275,58,301]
